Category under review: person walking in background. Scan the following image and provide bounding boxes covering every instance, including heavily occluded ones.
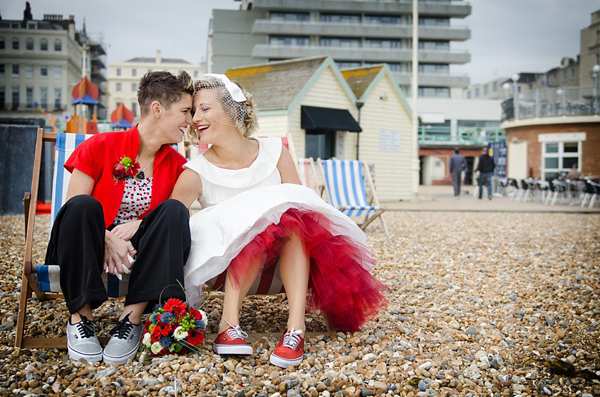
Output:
[449,147,467,198]
[476,147,495,200]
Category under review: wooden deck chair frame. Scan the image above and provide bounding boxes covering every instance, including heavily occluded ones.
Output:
[16,129,125,349]
[317,158,389,237]
[297,157,325,197]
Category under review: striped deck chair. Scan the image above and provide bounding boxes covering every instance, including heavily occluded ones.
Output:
[297,157,325,195]
[16,129,131,349]
[318,159,389,236]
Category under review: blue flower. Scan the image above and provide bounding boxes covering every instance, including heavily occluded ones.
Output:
[159,336,172,349]
[152,303,162,312]
[160,312,175,324]
[194,320,205,329]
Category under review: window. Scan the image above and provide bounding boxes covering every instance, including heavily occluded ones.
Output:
[12,86,19,110]
[26,38,33,51]
[466,91,471,99]
[320,37,361,48]
[0,87,5,109]
[0,64,4,76]
[116,83,122,92]
[26,87,34,108]
[364,38,401,49]
[12,64,19,76]
[40,87,48,108]
[132,102,138,117]
[305,130,336,160]
[418,86,450,98]
[269,35,310,46]
[475,87,480,97]
[54,39,62,52]
[418,17,450,26]
[542,141,581,181]
[418,63,449,74]
[0,38,4,50]
[131,83,137,92]
[364,15,402,25]
[54,65,62,78]
[194,70,199,78]
[40,39,48,51]
[270,12,309,21]
[335,61,362,69]
[54,88,62,109]
[418,40,450,50]
[320,13,360,23]
[571,68,575,78]
[493,81,498,92]
[12,38,19,50]
[563,70,567,79]
[40,65,48,77]
[116,68,121,76]
[484,84,488,95]
[132,68,137,77]
[25,64,33,77]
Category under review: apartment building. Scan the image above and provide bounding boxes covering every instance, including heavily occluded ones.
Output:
[0,14,83,119]
[208,0,471,99]
[107,50,205,121]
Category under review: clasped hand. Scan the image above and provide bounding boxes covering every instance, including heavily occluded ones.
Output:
[104,220,141,278]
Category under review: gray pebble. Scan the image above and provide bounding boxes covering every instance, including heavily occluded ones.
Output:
[464,326,479,335]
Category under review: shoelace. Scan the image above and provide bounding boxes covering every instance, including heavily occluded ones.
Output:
[282,328,303,350]
[109,314,135,340]
[225,320,248,340]
[75,315,95,339]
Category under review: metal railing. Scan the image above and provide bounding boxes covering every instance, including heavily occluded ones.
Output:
[502,85,600,120]
[418,127,505,144]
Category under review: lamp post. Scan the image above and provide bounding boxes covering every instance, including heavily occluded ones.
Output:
[593,64,600,114]
[355,100,364,160]
[557,88,565,115]
[511,74,519,119]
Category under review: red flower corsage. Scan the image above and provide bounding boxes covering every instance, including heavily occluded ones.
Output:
[113,156,140,182]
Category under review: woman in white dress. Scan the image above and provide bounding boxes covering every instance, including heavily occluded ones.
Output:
[171,75,388,368]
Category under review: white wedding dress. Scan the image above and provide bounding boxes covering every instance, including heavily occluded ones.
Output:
[183,137,387,331]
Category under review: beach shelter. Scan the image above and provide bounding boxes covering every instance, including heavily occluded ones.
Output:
[67,76,99,134]
[71,76,99,105]
[110,103,135,129]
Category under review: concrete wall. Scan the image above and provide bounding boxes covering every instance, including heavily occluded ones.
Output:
[209,9,267,73]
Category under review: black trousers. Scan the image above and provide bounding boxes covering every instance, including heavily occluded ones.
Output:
[45,195,190,314]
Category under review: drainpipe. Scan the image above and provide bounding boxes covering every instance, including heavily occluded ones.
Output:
[355,100,364,160]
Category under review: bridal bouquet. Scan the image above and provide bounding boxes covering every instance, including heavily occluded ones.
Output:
[141,298,206,357]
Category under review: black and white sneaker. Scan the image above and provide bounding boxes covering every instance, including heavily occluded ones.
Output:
[66,315,103,363]
[102,313,142,365]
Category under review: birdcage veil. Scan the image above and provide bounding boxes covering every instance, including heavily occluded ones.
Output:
[188,74,258,143]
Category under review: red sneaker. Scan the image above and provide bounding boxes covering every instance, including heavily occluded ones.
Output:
[213,323,253,355]
[270,328,304,368]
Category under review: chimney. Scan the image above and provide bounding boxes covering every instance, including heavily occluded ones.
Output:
[156,50,162,64]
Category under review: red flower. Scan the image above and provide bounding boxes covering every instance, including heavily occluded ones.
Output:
[112,156,140,181]
[188,328,205,346]
[163,298,187,315]
[190,308,202,320]
[152,323,172,339]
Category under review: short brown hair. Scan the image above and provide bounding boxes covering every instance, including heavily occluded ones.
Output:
[138,71,193,117]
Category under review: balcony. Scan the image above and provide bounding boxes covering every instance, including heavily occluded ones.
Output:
[502,85,600,121]
[419,126,506,145]
[252,0,471,18]
[252,44,470,64]
[392,72,469,86]
[252,19,470,41]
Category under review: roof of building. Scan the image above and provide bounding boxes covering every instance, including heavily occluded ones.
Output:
[226,56,329,111]
[340,65,385,100]
[124,57,191,64]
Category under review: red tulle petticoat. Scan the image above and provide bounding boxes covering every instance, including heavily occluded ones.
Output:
[226,208,389,332]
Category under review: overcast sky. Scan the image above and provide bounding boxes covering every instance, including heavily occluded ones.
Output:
[1,0,598,85]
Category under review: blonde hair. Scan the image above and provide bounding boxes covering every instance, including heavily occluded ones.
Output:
[188,78,258,143]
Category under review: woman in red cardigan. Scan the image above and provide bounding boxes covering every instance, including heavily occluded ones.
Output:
[45,71,193,364]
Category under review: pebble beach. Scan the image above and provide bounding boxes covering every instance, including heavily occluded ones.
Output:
[0,211,599,396]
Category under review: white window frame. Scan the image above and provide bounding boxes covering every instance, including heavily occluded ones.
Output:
[541,141,582,181]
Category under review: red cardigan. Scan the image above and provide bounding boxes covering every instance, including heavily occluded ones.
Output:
[64,126,186,227]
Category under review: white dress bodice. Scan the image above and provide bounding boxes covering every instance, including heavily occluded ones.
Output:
[183,137,282,208]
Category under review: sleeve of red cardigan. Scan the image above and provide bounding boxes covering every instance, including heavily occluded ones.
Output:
[64,135,105,181]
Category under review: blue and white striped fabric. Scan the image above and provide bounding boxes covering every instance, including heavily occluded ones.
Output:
[39,132,130,296]
[322,160,379,217]
[50,133,93,229]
